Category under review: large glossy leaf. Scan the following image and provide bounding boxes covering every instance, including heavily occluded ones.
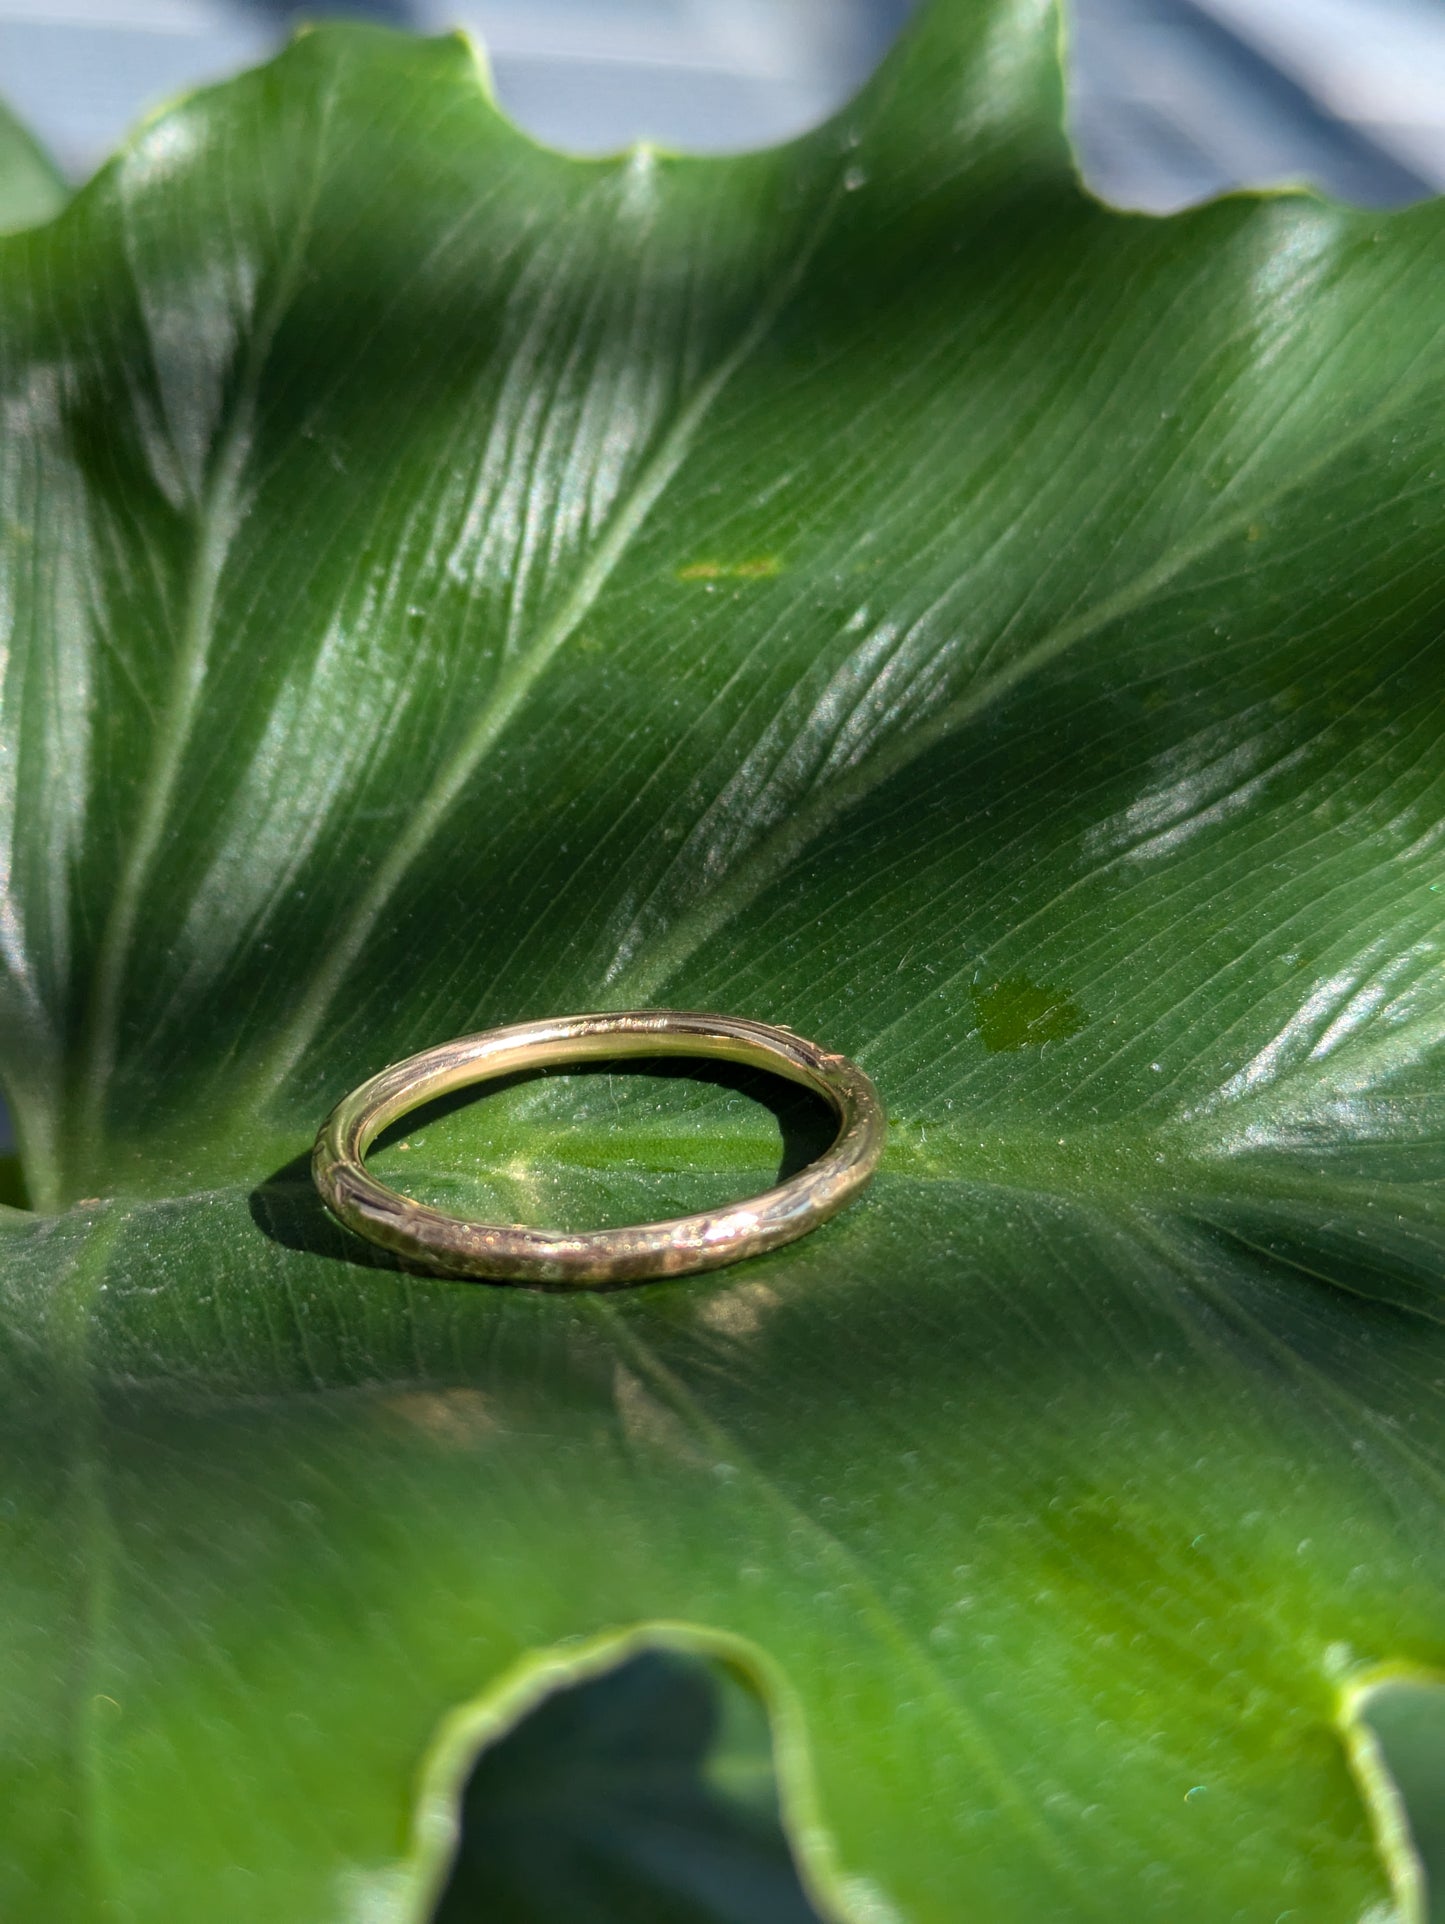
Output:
[1,4,1443,1918]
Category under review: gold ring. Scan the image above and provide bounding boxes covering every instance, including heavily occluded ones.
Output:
[312,1010,885,1285]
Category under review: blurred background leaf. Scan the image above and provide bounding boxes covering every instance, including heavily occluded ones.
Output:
[0,95,65,233]
[7,0,1445,214]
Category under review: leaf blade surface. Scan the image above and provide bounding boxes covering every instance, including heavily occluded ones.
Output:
[0,5,1442,1919]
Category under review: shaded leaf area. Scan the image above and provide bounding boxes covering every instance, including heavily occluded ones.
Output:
[0,2,1442,1920]
[0,99,66,236]
[432,1649,821,1924]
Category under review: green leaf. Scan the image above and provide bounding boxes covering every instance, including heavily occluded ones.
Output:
[1,4,1442,1919]
[0,97,67,235]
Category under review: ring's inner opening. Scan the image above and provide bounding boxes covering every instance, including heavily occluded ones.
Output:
[363,1055,840,1234]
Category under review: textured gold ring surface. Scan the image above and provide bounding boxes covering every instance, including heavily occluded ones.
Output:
[312,1010,885,1285]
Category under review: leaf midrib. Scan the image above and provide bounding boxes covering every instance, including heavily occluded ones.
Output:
[69,82,340,1195]
[24,1113,1444,1245]
[237,175,849,1118]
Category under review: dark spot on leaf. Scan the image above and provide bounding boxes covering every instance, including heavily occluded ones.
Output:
[970,976,1085,1053]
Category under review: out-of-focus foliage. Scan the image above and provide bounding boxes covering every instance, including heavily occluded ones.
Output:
[0,99,66,234]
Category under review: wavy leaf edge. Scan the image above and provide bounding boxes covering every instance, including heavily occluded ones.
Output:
[404,1621,873,1924]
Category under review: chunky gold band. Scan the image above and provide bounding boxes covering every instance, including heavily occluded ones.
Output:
[311,1010,886,1286]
